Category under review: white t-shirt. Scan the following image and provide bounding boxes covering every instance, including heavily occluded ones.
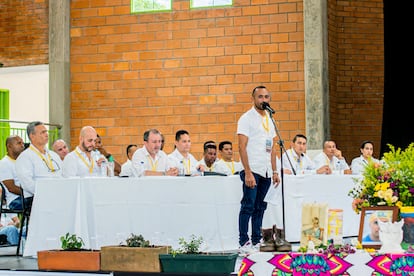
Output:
[0,156,20,206]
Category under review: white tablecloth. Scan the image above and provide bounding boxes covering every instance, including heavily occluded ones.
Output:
[23,174,360,257]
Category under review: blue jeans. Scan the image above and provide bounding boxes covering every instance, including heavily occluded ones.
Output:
[0,225,19,245]
[9,196,33,211]
[238,170,271,246]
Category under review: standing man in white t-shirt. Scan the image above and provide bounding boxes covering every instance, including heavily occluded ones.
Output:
[237,85,282,254]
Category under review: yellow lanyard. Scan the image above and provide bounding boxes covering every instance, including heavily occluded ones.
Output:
[75,149,94,174]
[325,156,333,169]
[262,114,269,133]
[183,159,191,174]
[225,161,235,174]
[291,149,302,169]
[30,145,55,172]
[146,156,159,171]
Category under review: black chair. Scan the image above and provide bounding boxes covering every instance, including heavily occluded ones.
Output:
[0,181,30,256]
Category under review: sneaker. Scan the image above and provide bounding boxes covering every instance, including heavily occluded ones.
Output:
[238,241,253,255]
[251,243,260,252]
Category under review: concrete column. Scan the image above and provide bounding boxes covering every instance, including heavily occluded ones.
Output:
[49,0,70,144]
[304,0,328,150]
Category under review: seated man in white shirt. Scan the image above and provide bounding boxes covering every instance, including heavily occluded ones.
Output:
[16,121,63,207]
[52,139,69,161]
[282,134,329,175]
[168,129,204,176]
[63,126,104,177]
[0,135,26,210]
[132,129,178,176]
[215,141,243,175]
[313,140,352,174]
[198,141,218,172]
[120,144,138,177]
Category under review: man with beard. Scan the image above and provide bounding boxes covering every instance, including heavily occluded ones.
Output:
[62,126,104,177]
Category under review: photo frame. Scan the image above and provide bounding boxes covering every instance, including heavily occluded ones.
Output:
[358,206,399,249]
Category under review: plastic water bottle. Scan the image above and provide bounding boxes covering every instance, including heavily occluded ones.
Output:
[107,156,115,177]
[178,160,185,176]
[100,160,108,177]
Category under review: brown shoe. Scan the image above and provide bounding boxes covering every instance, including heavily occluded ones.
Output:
[260,227,276,252]
[274,226,292,252]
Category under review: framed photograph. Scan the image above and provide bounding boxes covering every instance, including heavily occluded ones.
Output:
[358,206,399,249]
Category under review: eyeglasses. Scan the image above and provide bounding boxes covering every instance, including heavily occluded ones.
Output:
[42,158,61,172]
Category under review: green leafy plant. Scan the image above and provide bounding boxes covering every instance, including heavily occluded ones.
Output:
[171,234,203,255]
[60,233,84,250]
[125,234,150,247]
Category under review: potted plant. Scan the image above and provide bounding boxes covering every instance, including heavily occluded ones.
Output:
[37,232,100,271]
[159,234,238,274]
[100,233,171,272]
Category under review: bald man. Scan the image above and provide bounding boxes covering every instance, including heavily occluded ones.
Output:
[52,139,70,160]
[62,126,105,177]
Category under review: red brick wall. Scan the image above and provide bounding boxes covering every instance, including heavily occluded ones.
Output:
[328,0,384,161]
[0,0,49,67]
[70,0,305,162]
[0,0,384,165]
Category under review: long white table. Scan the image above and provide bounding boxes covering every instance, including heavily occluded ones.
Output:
[23,175,360,257]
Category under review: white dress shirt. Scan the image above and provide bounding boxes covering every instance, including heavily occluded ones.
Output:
[132,146,172,175]
[120,159,134,177]
[214,159,243,175]
[168,149,200,175]
[351,155,380,175]
[282,149,316,175]
[62,146,101,178]
[15,145,63,197]
[237,107,276,178]
[313,152,350,173]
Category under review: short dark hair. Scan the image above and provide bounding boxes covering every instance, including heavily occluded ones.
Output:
[252,85,267,96]
[360,140,373,149]
[126,144,138,156]
[218,141,232,151]
[203,140,216,150]
[203,141,216,153]
[175,129,189,141]
[293,134,307,143]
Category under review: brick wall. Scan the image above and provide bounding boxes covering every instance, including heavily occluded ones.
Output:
[0,0,49,67]
[328,0,384,161]
[0,0,384,165]
[70,0,305,162]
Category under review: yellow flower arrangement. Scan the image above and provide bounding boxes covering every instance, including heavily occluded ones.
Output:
[349,142,414,214]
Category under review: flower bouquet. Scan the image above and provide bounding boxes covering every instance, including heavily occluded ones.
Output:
[349,142,414,214]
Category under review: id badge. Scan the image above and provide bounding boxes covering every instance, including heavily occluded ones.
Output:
[266,139,272,153]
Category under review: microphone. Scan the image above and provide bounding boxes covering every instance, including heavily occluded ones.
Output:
[262,102,275,114]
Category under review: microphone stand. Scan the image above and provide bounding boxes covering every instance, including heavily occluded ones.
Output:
[266,108,296,232]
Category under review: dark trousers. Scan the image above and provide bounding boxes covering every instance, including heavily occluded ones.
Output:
[238,170,271,246]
